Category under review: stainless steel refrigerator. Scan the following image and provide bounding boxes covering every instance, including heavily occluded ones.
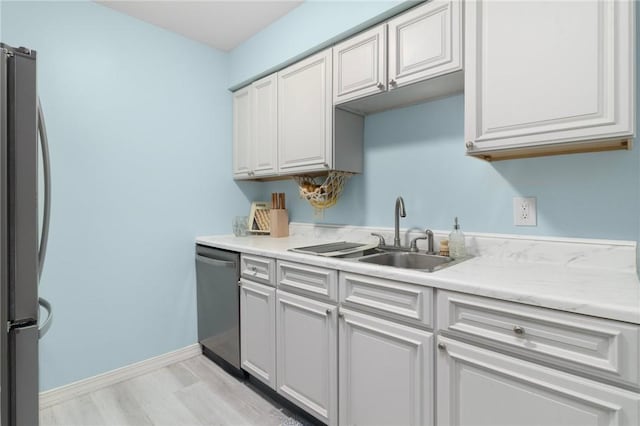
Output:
[0,43,52,426]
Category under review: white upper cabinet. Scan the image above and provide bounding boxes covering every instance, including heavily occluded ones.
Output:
[333,25,387,104]
[232,73,278,179]
[233,49,363,179]
[278,50,333,174]
[251,74,278,177]
[333,0,463,113]
[232,86,252,178]
[465,0,635,160]
[388,0,462,89]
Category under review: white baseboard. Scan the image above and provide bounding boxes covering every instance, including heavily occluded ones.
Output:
[40,343,202,409]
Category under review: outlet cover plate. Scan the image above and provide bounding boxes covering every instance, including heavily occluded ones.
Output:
[513,197,537,226]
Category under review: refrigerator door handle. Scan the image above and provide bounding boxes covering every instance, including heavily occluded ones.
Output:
[37,97,51,279]
[38,297,52,338]
[37,99,54,339]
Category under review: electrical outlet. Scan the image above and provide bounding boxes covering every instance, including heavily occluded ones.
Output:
[513,197,537,226]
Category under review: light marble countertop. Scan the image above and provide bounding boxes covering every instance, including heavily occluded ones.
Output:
[196,227,640,325]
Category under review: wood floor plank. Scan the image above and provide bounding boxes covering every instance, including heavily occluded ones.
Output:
[180,358,302,426]
[47,394,107,426]
[119,368,203,426]
[175,380,248,425]
[40,355,301,426]
[167,362,200,388]
[91,382,153,426]
[39,407,60,426]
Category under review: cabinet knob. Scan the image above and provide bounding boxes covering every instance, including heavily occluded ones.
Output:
[513,325,525,335]
[326,309,332,315]
[338,312,344,318]
[389,79,397,86]
[377,82,385,90]
[465,141,474,150]
[323,163,329,168]
[437,342,447,351]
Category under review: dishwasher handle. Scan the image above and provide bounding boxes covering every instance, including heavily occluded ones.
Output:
[196,255,236,268]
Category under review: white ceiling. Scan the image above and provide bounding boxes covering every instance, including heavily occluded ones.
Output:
[98,1,303,51]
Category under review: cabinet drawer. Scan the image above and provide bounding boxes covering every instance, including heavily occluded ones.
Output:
[437,290,640,388]
[339,273,433,328]
[240,254,275,286]
[277,261,337,301]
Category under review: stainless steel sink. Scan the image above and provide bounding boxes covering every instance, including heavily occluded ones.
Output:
[358,252,455,272]
[333,248,385,259]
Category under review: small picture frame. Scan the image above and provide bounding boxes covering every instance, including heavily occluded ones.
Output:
[248,201,270,234]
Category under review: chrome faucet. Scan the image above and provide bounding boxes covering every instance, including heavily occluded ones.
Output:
[394,196,406,247]
[370,233,386,246]
[410,229,435,254]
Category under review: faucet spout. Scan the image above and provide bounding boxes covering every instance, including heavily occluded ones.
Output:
[394,196,406,247]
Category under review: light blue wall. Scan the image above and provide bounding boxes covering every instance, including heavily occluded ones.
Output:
[262,96,639,240]
[2,0,638,394]
[2,1,256,391]
[238,2,640,243]
[229,0,407,88]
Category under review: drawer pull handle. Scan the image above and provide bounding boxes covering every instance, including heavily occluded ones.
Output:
[513,325,525,335]
[437,342,447,351]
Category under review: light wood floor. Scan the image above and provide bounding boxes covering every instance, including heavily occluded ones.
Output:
[40,355,307,426]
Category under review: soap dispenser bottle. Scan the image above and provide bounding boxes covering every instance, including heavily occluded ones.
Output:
[449,217,466,259]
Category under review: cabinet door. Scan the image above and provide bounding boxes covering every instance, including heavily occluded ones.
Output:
[240,280,276,389]
[251,74,278,177]
[333,25,387,104]
[388,0,462,89]
[339,309,433,426]
[276,290,337,425]
[465,0,635,154]
[278,50,333,174]
[436,336,640,426]
[232,86,252,178]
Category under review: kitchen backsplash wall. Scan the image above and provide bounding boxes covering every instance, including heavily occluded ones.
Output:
[2,0,259,391]
[261,93,640,241]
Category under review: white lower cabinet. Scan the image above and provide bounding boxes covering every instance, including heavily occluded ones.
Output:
[436,336,640,426]
[276,290,338,425]
[236,255,640,426]
[240,279,276,389]
[339,308,433,426]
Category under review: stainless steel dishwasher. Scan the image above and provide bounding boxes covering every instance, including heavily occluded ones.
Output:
[195,245,242,374]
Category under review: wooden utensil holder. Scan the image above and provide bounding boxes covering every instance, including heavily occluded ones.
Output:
[270,209,289,238]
